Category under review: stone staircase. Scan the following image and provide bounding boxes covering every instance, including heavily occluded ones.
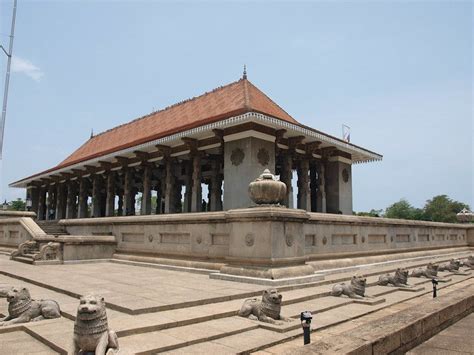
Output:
[36,220,69,236]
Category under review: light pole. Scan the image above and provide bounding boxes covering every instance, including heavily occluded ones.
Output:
[0,0,18,159]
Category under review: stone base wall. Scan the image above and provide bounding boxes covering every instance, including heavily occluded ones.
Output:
[0,217,46,248]
[59,208,474,279]
[304,213,469,259]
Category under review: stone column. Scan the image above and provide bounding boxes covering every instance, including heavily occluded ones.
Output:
[91,175,101,218]
[191,154,202,212]
[209,160,222,211]
[65,182,77,219]
[37,187,46,220]
[164,159,175,214]
[281,153,293,208]
[46,185,55,220]
[55,183,67,220]
[130,187,137,215]
[310,163,318,212]
[28,186,39,214]
[105,171,115,217]
[141,165,152,215]
[297,159,311,211]
[325,159,352,215]
[122,168,133,216]
[78,178,88,218]
[316,162,326,213]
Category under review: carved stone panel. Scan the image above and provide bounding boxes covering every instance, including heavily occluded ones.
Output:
[257,148,270,166]
[230,148,245,166]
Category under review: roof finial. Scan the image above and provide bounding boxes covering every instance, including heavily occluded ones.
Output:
[242,64,247,80]
[90,128,94,139]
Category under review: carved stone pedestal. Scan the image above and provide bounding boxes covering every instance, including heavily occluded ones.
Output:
[210,206,321,285]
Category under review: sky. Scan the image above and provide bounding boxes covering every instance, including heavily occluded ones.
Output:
[0,0,472,212]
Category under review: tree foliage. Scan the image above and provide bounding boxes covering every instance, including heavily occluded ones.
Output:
[382,195,469,222]
[384,199,422,220]
[8,198,26,211]
[423,195,469,223]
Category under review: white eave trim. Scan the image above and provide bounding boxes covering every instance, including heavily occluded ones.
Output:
[10,112,382,188]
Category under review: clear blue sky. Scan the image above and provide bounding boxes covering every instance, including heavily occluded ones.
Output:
[0,0,472,211]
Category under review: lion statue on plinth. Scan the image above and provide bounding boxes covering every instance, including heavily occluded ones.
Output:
[0,287,61,326]
[410,263,438,278]
[438,259,461,272]
[331,275,368,299]
[238,288,290,324]
[73,294,119,355]
[378,268,409,287]
[462,255,474,269]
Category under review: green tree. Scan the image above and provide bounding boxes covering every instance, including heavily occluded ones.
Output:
[356,209,383,217]
[423,195,470,223]
[384,199,422,220]
[9,198,26,211]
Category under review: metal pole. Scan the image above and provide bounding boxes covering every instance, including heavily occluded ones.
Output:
[0,0,18,159]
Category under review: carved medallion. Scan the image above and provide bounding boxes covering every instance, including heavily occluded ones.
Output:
[285,235,294,247]
[322,236,328,245]
[342,168,349,183]
[148,235,154,242]
[230,148,245,166]
[245,233,255,247]
[257,148,270,167]
[196,236,202,244]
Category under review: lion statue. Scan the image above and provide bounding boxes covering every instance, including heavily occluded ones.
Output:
[410,263,438,278]
[238,289,290,324]
[438,259,461,272]
[0,284,12,298]
[377,268,409,287]
[73,294,119,355]
[0,287,61,326]
[462,255,474,269]
[331,276,368,299]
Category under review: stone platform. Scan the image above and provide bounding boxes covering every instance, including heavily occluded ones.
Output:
[0,249,472,354]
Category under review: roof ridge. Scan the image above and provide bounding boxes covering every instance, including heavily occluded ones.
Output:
[246,80,297,123]
[90,78,245,140]
[243,78,250,110]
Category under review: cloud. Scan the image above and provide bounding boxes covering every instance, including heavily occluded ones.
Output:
[11,56,44,81]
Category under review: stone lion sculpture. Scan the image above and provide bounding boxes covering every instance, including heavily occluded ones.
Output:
[462,255,474,269]
[438,259,461,272]
[331,276,368,299]
[377,268,409,287]
[73,294,119,355]
[410,263,438,278]
[238,289,290,324]
[0,286,61,326]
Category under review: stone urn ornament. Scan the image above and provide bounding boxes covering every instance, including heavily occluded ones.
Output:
[248,169,287,205]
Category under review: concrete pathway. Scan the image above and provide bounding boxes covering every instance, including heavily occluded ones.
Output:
[407,313,474,354]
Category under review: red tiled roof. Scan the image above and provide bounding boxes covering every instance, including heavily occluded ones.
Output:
[57,78,298,168]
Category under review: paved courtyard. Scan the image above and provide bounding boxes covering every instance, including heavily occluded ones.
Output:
[407,313,474,355]
[0,252,472,354]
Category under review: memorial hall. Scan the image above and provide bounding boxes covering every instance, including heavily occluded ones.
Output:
[10,71,382,219]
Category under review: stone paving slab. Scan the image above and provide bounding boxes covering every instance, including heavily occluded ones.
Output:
[407,312,474,354]
[0,251,472,354]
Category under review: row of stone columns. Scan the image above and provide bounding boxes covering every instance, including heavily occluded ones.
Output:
[278,152,327,213]
[31,156,224,220]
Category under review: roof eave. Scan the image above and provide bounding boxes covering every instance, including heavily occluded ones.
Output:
[10,111,382,188]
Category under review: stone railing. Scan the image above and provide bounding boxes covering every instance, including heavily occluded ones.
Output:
[304,213,471,258]
[59,208,473,282]
[0,217,46,248]
[0,210,36,219]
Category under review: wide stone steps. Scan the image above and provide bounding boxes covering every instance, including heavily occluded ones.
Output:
[36,221,68,236]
